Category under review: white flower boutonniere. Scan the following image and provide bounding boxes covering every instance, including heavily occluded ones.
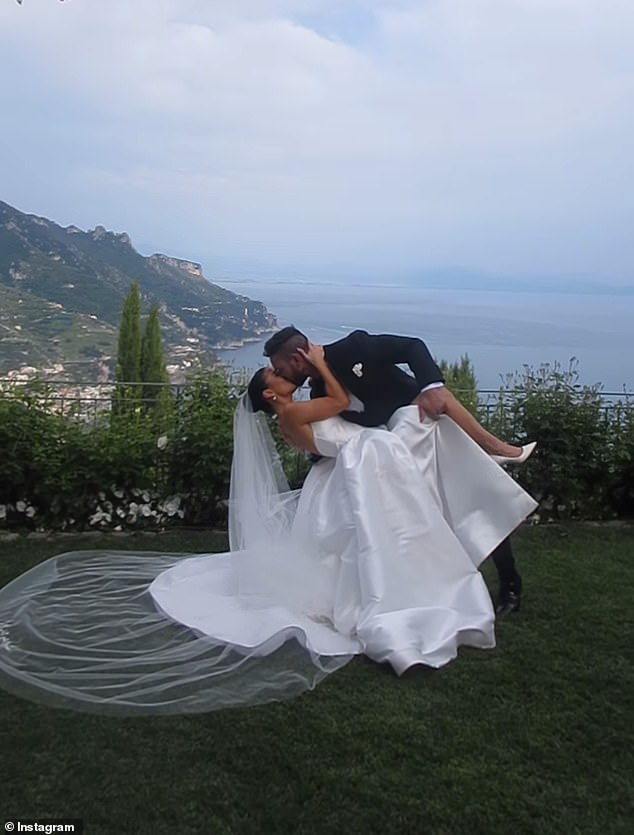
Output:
[352,362,363,378]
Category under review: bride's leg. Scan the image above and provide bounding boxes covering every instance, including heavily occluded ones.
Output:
[442,391,524,457]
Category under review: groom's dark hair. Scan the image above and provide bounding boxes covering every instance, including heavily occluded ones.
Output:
[263,325,308,358]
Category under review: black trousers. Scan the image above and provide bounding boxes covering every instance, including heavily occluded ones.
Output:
[490,536,521,589]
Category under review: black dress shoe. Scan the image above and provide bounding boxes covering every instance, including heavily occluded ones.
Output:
[495,588,521,616]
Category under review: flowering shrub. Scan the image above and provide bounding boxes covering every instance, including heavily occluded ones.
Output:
[485,360,634,520]
[0,375,241,531]
[165,372,238,523]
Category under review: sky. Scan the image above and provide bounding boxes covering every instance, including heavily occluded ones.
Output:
[1,0,633,285]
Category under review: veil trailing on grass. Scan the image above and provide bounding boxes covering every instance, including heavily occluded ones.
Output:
[0,396,352,716]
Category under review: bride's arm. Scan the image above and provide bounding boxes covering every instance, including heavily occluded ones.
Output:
[284,343,350,427]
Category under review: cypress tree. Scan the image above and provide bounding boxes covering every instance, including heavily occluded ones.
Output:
[114,282,142,411]
[141,304,169,407]
[116,282,142,383]
[438,353,480,418]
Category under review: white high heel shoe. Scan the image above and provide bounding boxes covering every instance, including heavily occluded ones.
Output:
[491,441,537,466]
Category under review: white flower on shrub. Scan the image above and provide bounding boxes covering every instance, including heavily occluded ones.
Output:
[157,435,168,450]
[89,509,110,526]
[113,488,124,499]
[116,507,126,518]
[16,500,26,513]
[161,495,181,517]
[0,505,6,520]
[140,504,152,517]
[25,506,36,519]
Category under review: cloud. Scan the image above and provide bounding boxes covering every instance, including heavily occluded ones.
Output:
[1,0,633,279]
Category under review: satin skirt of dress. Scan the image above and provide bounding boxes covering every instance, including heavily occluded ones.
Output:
[387,407,538,567]
[295,425,501,674]
[152,420,513,677]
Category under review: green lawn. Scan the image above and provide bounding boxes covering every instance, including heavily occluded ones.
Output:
[0,526,632,835]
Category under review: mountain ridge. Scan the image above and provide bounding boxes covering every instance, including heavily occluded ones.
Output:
[0,200,277,381]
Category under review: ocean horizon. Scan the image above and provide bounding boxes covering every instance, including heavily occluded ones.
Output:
[215,279,634,394]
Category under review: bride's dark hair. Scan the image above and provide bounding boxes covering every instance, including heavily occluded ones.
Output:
[247,368,273,415]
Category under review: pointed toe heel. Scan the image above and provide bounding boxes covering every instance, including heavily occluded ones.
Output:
[491,442,537,466]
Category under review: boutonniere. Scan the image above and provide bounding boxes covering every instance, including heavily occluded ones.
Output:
[352,362,363,378]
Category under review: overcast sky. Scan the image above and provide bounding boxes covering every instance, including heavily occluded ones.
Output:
[1,0,633,284]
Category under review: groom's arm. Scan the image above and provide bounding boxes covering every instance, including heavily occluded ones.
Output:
[358,331,443,388]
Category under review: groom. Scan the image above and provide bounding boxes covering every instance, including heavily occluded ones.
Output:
[263,325,523,616]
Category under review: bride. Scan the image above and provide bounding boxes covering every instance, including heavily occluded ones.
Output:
[0,349,536,716]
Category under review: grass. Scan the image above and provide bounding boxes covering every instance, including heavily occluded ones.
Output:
[0,525,632,835]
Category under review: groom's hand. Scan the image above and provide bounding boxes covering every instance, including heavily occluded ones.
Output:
[415,385,450,421]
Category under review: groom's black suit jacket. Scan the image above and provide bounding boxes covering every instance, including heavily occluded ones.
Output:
[310,330,444,427]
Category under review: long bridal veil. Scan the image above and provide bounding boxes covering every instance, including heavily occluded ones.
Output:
[229,391,300,552]
[0,396,353,715]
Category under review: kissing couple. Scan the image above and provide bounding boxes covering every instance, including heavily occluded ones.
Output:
[0,327,537,715]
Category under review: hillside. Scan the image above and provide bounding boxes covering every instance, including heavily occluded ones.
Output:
[0,200,276,380]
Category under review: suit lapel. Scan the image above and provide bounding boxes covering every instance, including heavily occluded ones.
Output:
[324,340,367,398]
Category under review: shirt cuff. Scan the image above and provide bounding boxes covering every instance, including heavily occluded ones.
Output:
[419,381,445,394]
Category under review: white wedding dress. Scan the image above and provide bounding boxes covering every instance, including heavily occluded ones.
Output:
[0,404,536,715]
[150,407,536,675]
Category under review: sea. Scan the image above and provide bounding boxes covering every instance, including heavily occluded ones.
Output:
[215,279,634,395]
